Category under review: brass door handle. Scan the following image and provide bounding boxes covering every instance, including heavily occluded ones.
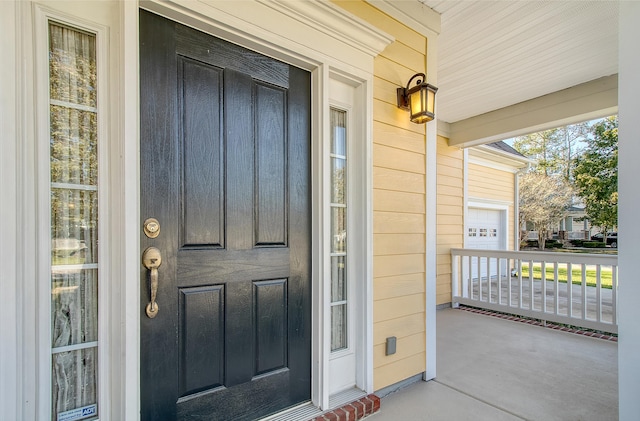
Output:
[142,247,162,318]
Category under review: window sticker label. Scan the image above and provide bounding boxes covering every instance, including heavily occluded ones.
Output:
[57,404,97,421]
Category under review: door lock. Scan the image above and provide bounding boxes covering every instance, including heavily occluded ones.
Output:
[143,218,161,239]
[142,246,162,318]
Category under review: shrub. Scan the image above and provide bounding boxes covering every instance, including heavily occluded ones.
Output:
[583,241,606,248]
[544,240,563,249]
[570,239,585,247]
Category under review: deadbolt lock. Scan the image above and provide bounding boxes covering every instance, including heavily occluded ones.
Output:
[144,218,160,239]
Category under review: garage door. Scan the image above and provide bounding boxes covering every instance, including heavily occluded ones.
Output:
[468,208,501,250]
[467,208,503,279]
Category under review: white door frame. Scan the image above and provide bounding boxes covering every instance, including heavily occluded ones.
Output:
[8,0,393,418]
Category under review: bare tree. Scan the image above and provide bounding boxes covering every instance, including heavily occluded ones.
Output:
[519,172,573,249]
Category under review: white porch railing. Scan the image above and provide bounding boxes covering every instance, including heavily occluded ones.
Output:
[451,248,618,334]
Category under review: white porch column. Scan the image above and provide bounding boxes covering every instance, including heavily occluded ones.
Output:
[618,2,640,419]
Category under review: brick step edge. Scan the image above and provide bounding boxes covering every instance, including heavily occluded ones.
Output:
[309,394,380,421]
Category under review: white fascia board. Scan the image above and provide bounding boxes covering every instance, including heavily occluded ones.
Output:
[468,146,532,172]
[468,197,512,208]
[436,120,451,139]
[447,74,618,148]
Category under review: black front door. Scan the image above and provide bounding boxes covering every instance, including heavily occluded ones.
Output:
[139,10,311,420]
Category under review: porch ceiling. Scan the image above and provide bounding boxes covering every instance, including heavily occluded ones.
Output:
[419,0,619,145]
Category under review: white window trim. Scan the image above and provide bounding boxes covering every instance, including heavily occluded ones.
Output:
[33,5,113,421]
[326,77,370,398]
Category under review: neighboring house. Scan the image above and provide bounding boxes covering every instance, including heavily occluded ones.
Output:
[559,205,592,240]
[3,1,640,420]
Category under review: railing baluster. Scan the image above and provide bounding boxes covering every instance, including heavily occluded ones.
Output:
[529,260,534,311]
[479,256,484,302]
[612,265,618,325]
[497,257,502,305]
[581,263,587,321]
[488,257,493,303]
[543,261,548,313]
[554,262,559,315]
[596,264,602,323]
[567,263,573,318]
[518,259,523,309]
[508,258,514,308]
[462,256,468,299]
[468,255,473,299]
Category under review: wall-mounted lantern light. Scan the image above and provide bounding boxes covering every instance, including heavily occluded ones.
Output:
[397,73,438,124]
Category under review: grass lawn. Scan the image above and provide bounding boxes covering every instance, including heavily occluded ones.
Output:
[520,263,613,289]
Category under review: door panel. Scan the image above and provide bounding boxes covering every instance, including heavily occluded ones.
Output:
[180,58,224,248]
[140,10,311,420]
[179,285,225,396]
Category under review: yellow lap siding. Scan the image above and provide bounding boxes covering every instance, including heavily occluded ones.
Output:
[374,53,423,84]
[436,136,464,306]
[380,41,427,74]
[468,163,514,201]
[374,353,426,391]
[437,204,463,217]
[438,214,463,225]
[373,233,425,256]
[373,312,425,345]
[437,194,463,207]
[374,273,425,301]
[373,143,426,173]
[373,254,425,278]
[373,167,425,194]
[374,190,425,213]
[373,211,424,234]
[373,121,425,153]
[374,294,425,323]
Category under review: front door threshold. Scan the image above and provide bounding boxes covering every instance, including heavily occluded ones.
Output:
[260,390,380,421]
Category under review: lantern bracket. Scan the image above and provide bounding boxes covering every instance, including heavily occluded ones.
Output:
[396,72,426,110]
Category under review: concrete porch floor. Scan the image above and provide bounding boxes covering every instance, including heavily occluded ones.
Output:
[368,308,618,421]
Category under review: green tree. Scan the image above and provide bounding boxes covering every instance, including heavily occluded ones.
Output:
[519,172,573,249]
[513,123,589,180]
[573,116,618,240]
[513,129,563,176]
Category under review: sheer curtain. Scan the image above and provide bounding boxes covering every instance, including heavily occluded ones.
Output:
[49,22,99,420]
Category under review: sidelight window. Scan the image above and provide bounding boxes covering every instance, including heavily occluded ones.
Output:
[48,22,99,421]
[330,108,348,352]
